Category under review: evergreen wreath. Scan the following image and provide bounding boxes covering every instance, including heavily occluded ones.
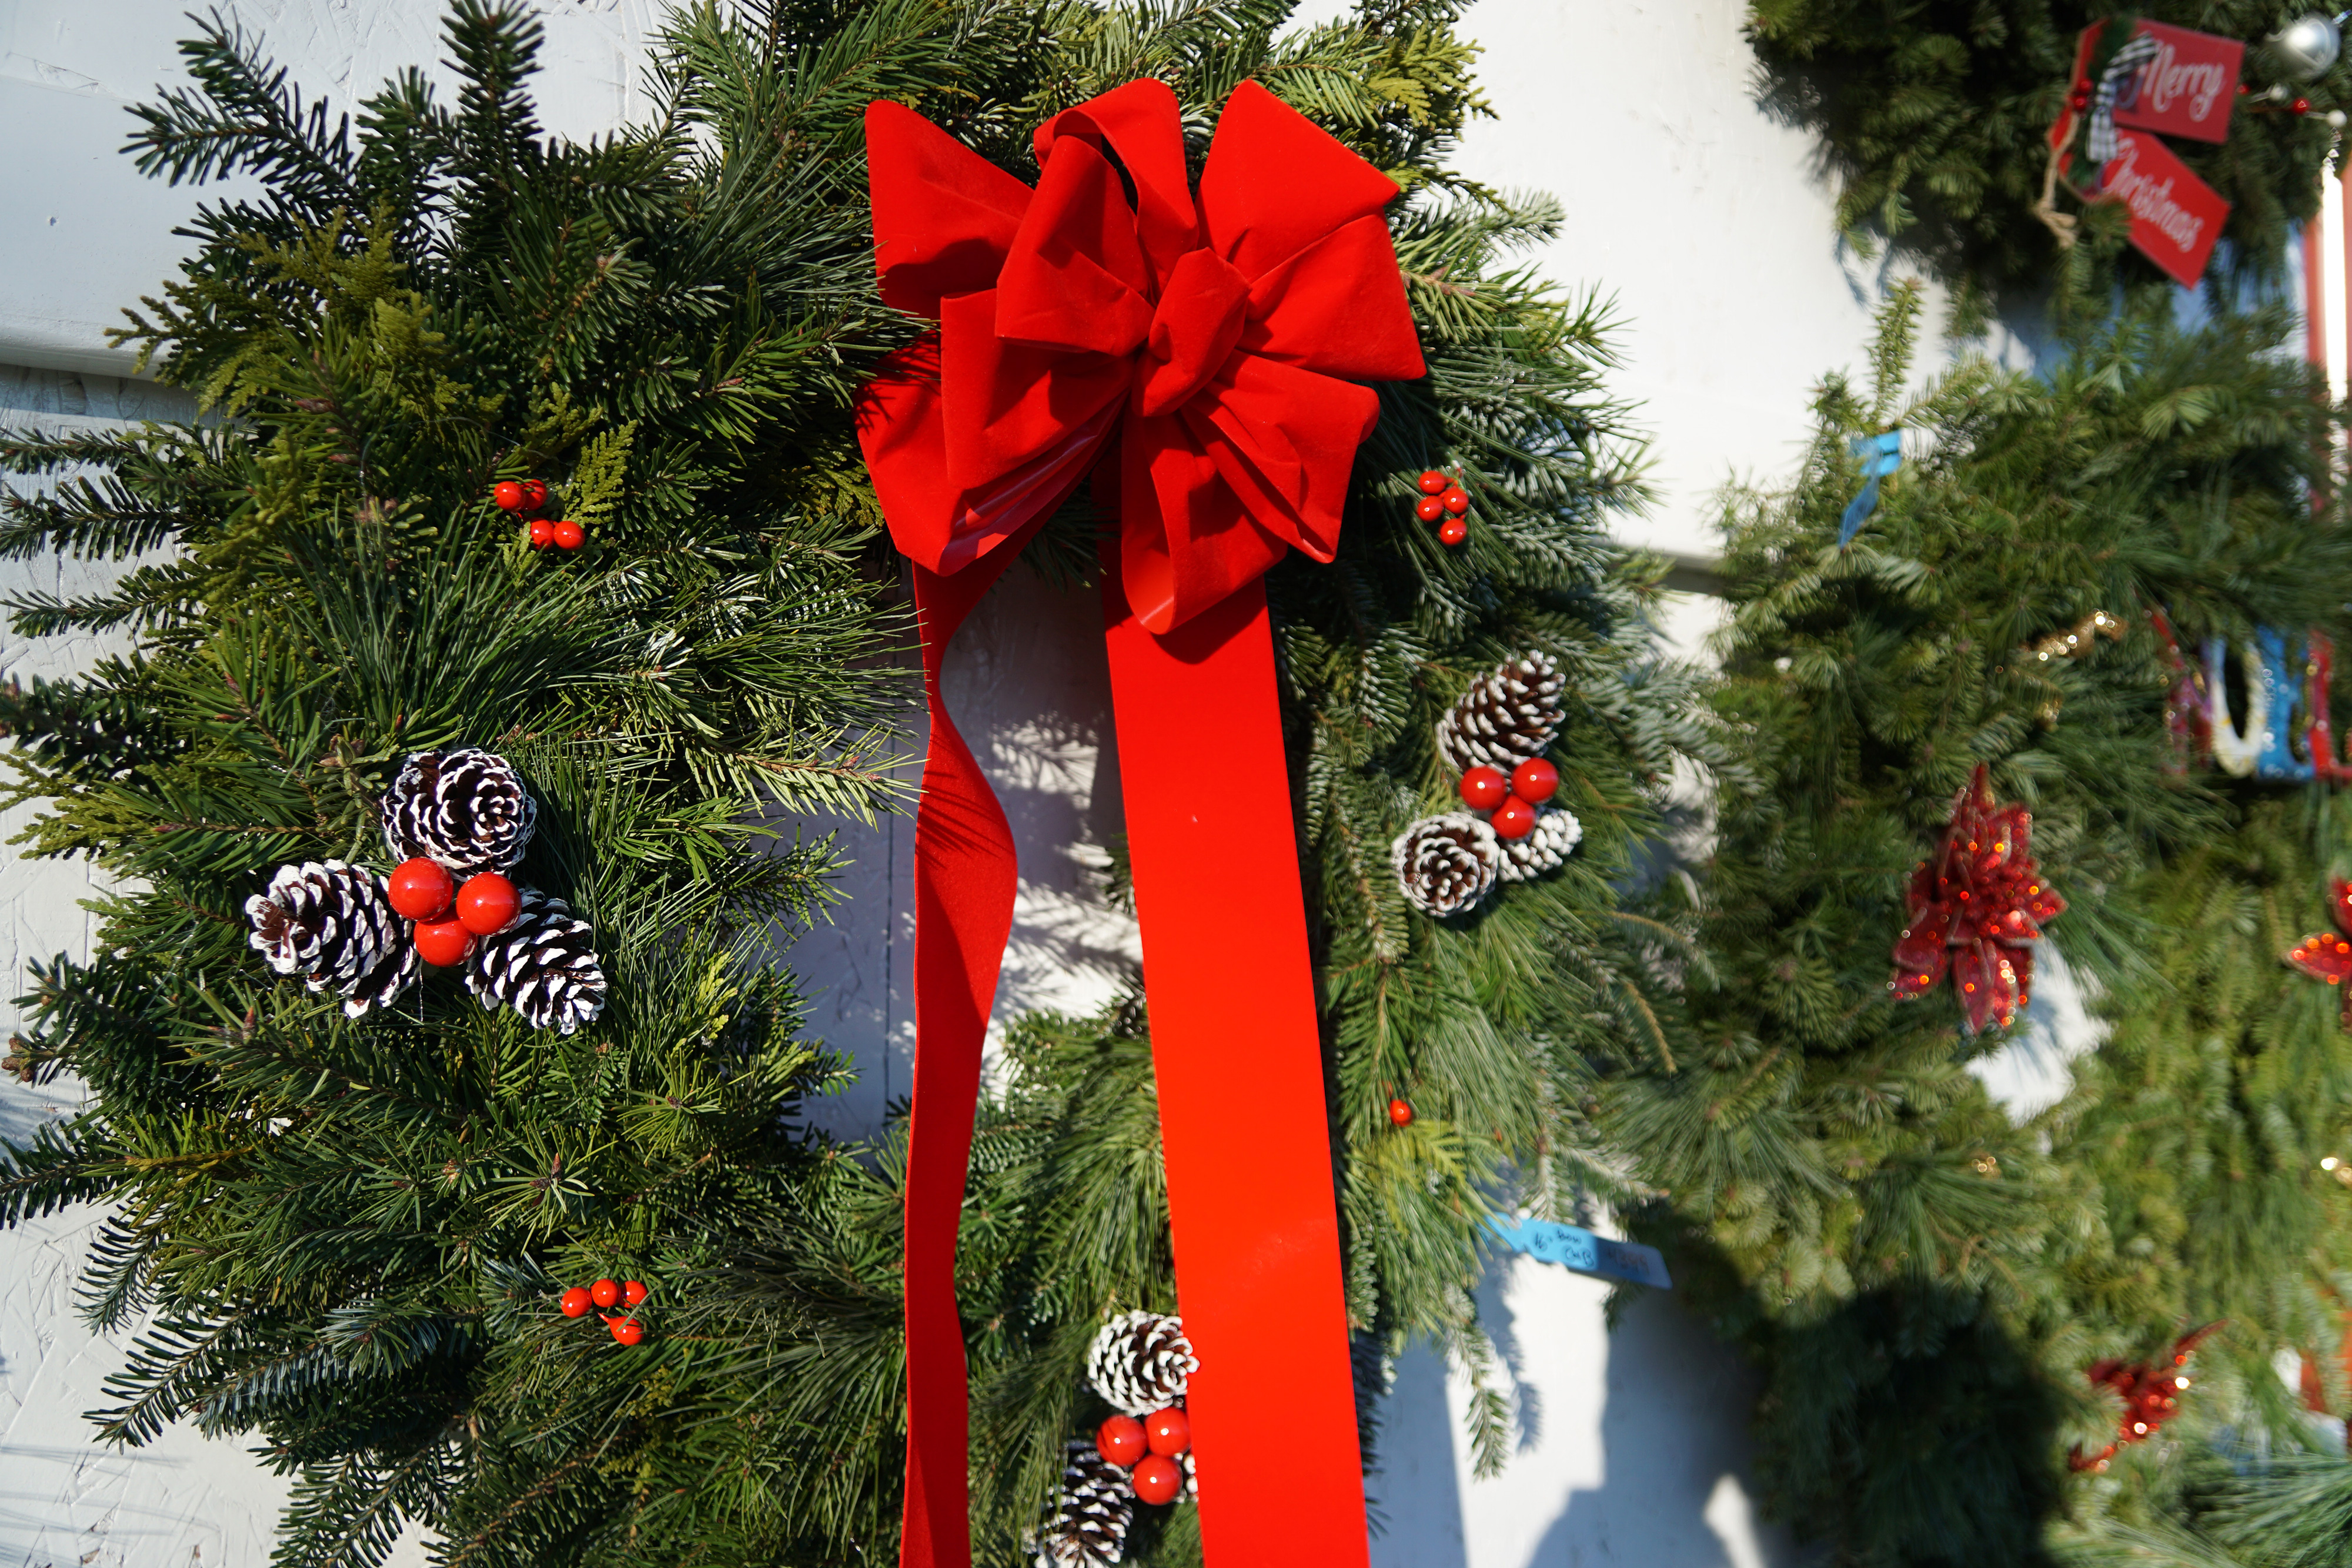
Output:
[1657,283,2352,1565]
[1746,0,2352,291]
[0,0,1723,1562]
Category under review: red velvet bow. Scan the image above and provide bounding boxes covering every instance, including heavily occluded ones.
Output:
[858,76,1425,628]
[856,78,1422,1568]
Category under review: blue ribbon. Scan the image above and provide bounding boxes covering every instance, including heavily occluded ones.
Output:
[2255,627,2315,782]
[1838,430,1903,548]
[1486,1215,1673,1288]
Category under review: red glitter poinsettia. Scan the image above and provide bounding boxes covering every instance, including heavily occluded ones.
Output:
[1889,764,2067,1032]
[2286,880,2352,1024]
[2067,1321,2223,1473]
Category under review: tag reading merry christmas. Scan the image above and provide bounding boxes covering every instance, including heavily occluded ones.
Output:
[2100,130,2229,286]
[2109,21,2242,145]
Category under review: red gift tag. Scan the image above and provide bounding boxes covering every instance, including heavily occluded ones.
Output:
[2100,130,2229,286]
[2111,21,2242,144]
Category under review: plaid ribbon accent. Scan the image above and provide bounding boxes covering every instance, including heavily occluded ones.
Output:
[2087,32,2162,163]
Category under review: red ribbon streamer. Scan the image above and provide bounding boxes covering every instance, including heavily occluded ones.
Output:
[856,78,1424,1568]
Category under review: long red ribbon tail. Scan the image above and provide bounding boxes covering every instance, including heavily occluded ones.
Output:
[1101,567,1371,1567]
[901,547,1029,1568]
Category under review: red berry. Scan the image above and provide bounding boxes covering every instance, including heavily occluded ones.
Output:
[1509,758,1560,804]
[1145,1406,1191,1456]
[412,917,475,967]
[553,519,585,550]
[529,519,555,549]
[492,481,524,510]
[386,857,455,922]
[1418,470,1449,495]
[455,872,520,937]
[2069,90,2090,110]
[1459,766,1509,812]
[622,1279,648,1306]
[1130,1453,1182,1505]
[591,1278,620,1308]
[2294,97,2313,115]
[1439,487,1470,515]
[1416,496,1445,522]
[609,1316,644,1346]
[1491,797,1536,840]
[1389,1097,1414,1127]
[1438,517,1468,546]
[520,479,548,510]
[1097,1413,1147,1466]
[560,1286,592,1318]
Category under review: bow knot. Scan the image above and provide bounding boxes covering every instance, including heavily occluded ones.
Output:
[1135,248,1252,416]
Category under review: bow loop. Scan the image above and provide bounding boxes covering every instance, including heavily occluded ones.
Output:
[996,137,1154,356]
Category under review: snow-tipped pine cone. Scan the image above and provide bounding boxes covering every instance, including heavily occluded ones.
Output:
[380,748,537,877]
[465,888,606,1034]
[1496,806,1583,882]
[1086,1310,1197,1416]
[1392,813,1502,917]
[1435,653,1566,774]
[246,861,417,1018]
[1033,1440,1133,1568]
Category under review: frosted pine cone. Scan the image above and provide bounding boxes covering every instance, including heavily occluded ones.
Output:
[1435,653,1566,774]
[1033,1441,1132,1568]
[1392,813,1502,916]
[1496,807,1583,882]
[465,889,606,1034]
[246,861,417,1018]
[1086,1310,1198,1416]
[380,748,537,877]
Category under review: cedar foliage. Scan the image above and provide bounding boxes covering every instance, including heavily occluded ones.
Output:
[1645,282,2352,1566]
[1745,0,2352,291]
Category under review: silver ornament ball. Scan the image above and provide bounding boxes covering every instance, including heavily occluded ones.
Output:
[2270,12,2343,82]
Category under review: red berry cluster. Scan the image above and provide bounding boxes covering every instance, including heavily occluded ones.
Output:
[387,859,522,967]
[1094,1403,1192,1506]
[492,479,585,551]
[558,1276,650,1345]
[1458,756,1559,842]
[1388,1096,1414,1127]
[2066,1323,2219,1472]
[1414,470,1472,547]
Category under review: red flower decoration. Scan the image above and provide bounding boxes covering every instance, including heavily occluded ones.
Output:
[1889,765,2067,1032]
[2067,1322,2222,1472]
[2286,880,2352,1025]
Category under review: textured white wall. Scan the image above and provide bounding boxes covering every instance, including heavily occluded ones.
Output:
[0,0,2029,1563]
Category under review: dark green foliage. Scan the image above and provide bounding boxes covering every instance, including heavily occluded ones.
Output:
[0,3,940,1563]
[1746,0,2352,292]
[1641,283,2352,1564]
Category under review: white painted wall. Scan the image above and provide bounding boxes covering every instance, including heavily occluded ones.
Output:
[0,0,2085,1563]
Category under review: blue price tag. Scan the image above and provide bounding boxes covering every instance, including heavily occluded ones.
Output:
[1488,1216,1672,1289]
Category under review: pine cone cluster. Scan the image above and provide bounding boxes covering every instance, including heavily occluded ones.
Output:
[380,748,537,877]
[246,861,417,1018]
[1497,806,1583,882]
[1435,653,1565,774]
[1392,813,1502,916]
[1085,1310,1197,1416]
[467,889,607,1035]
[1033,1441,1133,1568]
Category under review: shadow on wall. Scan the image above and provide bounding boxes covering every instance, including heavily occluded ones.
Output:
[786,563,1141,1145]
[1372,1257,1810,1568]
